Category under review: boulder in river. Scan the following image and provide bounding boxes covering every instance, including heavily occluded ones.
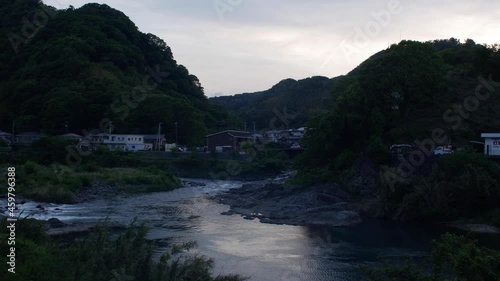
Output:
[46,218,66,228]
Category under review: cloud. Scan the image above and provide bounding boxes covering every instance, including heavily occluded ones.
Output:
[42,0,500,96]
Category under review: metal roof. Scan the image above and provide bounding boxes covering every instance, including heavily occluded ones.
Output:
[206,130,253,138]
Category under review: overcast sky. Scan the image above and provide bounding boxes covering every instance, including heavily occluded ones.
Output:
[43,0,500,97]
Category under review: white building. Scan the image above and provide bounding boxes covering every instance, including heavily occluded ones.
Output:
[481,133,500,156]
[99,134,146,151]
[264,130,285,142]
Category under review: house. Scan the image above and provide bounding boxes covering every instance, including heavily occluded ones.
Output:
[143,134,166,151]
[262,128,307,147]
[206,130,254,152]
[481,133,500,156]
[264,130,285,143]
[104,134,145,151]
[284,129,305,147]
[90,133,146,152]
[14,132,44,145]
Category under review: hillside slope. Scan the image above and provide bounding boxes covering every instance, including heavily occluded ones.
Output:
[298,38,500,170]
[210,76,340,129]
[0,0,237,145]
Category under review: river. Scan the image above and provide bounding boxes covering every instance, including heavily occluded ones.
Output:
[3,180,499,280]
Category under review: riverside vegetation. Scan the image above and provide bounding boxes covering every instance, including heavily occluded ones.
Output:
[0,218,246,281]
[0,137,182,203]
[0,136,287,203]
[361,233,500,281]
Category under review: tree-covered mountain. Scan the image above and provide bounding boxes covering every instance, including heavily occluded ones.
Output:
[299,39,500,169]
[210,76,339,129]
[0,0,237,145]
[293,39,500,223]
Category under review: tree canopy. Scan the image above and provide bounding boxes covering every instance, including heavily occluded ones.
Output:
[0,1,238,145]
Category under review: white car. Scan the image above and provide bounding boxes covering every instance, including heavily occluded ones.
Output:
[433,146,452,155]
[290,143,301,149]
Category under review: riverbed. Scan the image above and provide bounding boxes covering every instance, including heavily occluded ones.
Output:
[3,180,499,280]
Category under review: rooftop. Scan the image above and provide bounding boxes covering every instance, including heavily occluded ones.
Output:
[481,133,500,138]
[206,130,253,138]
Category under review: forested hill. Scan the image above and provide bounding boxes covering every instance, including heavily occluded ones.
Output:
[210,76,339,129]
[212,39,500,136]
[0,0,237,145]
[299,38,500,170]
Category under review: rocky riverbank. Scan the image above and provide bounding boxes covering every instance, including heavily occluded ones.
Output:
[213,180,362,227]
[72,180,122,203]
[44,218,126,238]
[8,180,204,238]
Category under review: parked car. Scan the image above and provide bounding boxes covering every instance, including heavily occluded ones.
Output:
[290,143,301,149]
[433,146,453,155]
[389,144,415,155]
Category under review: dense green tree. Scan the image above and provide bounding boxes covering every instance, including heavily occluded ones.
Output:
[211,76,337,130]
[0,1,233,145]
[362,233,500,281]
[298,39,500,172]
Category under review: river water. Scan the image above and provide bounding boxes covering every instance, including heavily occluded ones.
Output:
[3,180,499,281]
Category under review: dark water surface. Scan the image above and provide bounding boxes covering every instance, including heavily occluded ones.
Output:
[3,180,500,281]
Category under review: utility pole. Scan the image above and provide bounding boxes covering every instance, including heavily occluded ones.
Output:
[253,121,256,134]
[11,120,15,144]
[244,122,247,132]
[175,122,178,145]
[157,122,162,151]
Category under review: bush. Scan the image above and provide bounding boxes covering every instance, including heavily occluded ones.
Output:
[378,151,500,221]
[366,136,390,165]
[361,233,500,281]
[23,160,40,174]
[14,160,183,203]
[334,149,355,170]
[0,137,8,147]
[31,136,79,164]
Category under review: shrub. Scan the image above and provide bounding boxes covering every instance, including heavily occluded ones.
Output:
[366,136,390,165]
[334,149,355,170]
[0,137,8,147]
[378,151,500,221]
[23,160,40,174]
[361,233,500,281]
